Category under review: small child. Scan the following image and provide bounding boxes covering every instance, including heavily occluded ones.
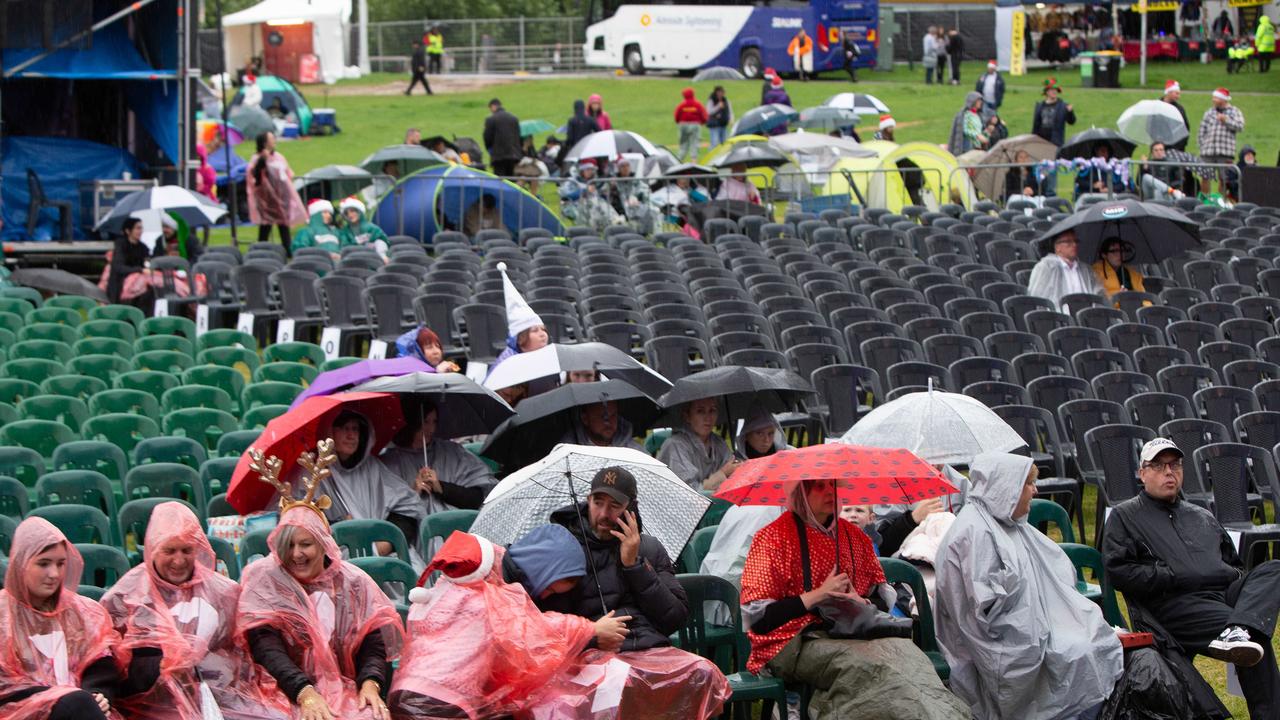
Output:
[841,504,876,529]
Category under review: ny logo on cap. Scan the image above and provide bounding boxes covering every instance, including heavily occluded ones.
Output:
[602,470,618,486]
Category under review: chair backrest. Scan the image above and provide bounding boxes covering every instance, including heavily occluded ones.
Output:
[418,509,479,548]
[28,504,113,545]
[1158,418,1230,494]
[1123,392,1192,433]
[1058,542,1126,627]
[879,558,942,654]
[810,364,881,436]
[1084,424,1155,506]
[644,336,708,383]
[1195,442,1280,526]
[331,518,410,563]
[1027,498,1074,543]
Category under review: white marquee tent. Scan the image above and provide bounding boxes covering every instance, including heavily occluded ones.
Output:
[222,0,354,84]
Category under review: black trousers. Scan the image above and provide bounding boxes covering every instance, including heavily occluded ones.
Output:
[407,70,432,95]
[950,55,961,82]
[491,159,517,177]
[1260,51,1273,72]
[844,60,857,82]
[1151,560,1280,719]
[428,54,442,74]
[258,223,292,258]
[50,690,108,720]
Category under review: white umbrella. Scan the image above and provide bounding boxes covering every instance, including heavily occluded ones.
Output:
[823,92,890,117]
[768,132,876,159]
[1116,99,1190,147]
[94,185,227,233]
[837,388,1025,466]
[564,130,659,162]
[481,342,672,399]
[470,444,711,562]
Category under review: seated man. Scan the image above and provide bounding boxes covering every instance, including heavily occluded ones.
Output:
[541,466,731,718]
[1103,438,1280,719]
[559,400,645,452]
[935,452,1123,719]
[1027,228,1104,313]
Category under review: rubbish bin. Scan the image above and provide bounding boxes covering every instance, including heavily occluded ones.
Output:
[1079,51,1096,86]
[1093,51,1122,88]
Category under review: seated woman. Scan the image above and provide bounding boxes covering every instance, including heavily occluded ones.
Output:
[0,518,126,720]
[381,402,496,518]
[1090,237,1147,299]
[657,398,738,490]
[389,528,627,718]
[101,217,162,308]
[393,326,461,373]
[740,480,970,720]
[492,265,550,368]
[290,199,343,259]
[239,443,404,720]
[100,502,291,720]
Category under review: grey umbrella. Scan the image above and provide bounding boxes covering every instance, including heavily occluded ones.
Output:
[351,371,515,438]
[294,164,375,203]
[712,144,791,169]
[693,66,746,81]
[10,269,107,303]
[730,104,798,136]
[838,388,1024,466]
[228,105,274,140]
[796,106,859,131]
[360,144,448,176]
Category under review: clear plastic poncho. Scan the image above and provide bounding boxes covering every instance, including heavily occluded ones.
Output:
[236,506,404,718]
[100,501,292,720]
[0,517,123,720]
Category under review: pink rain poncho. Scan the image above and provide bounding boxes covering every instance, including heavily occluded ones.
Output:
[236,505,404,718]
[523,647,732,719]
[389,533,597,719]
[99,501,292,720]
[0,517,123,720]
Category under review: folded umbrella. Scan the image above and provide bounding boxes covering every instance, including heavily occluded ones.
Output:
[660,366,813,425]
[838,388,1025,467]
[730,104,798,137]
[95,186,228,234]
[10,268,107,303]
[290,357,432,409]
[1035,198,1200,265]
[352,371,514,438]
[483,343,673,400]
[227,392,404,514]
[1116,100,1190,147]
[564,130,659,162]
[1059,127,1137,160]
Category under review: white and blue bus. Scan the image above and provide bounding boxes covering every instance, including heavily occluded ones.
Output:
[582,0,879,79]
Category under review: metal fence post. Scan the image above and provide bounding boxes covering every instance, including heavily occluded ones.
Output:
[519,17,526,71]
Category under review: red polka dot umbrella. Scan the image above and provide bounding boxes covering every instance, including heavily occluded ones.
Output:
[714,444,957,507]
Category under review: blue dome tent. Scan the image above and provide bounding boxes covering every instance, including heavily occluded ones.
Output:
[373,165,563,242]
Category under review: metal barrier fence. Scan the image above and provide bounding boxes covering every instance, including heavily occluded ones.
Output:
[945,159,1244,207]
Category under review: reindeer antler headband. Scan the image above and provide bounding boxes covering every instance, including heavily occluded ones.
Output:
[249,439,335,526]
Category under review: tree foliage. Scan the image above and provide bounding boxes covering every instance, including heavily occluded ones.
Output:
[369,0,584,22]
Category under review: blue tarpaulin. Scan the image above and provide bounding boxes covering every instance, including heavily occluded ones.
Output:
[373,165,564,242]
[3,21,175,80]
[1,136,139,241]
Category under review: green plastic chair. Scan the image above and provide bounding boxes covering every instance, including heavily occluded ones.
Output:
[2,358,63,384]
[419,509,479,549]
[18,395,88,433]
[0,299,35,319]
[0,476,30,519]
[0,402,16,425]
[25,306,80,327]
[1028,498,1075,544]
[29,504,114,545]
[880,557,950,680]
[0,311,23,336]
[332,518,410,563]
[133,349,194,375]
[264,341,326,367]
[76,544,130,588]
[351,555,416,619]
[319,357,361,372]
[0,419,76,461]
[162,408,237,451]
[241,404,288,430]
[197,347,260,384]
[133,436,208,471]
[44,295,97,319]
[0,378,41,406]
[0,447,43,488]
[119,497,200,562]
[206,493,237,519]
[68,354,132,385]
[463,442,501,474]
[89,304,146,330]
[1,287,43,308]
[81,413,160,457]
[42,375,109,402]
[645,428,672,455]
[254,361,319,386]
[240,527,272,567]
[200,457,238,498]
[215,430,260,459]
[51,441,129,484]
[78,319,138,344]
[182,366,246,412]
[0,515,16,554]
[10,340,73,365]
[140,316,198,343]
[698,496,733,530]
[73,337,134,359]
[1060,542,1127,628]
[242,381,303,411]
[77,585,106,601]
[88,388,161,421]
[161,385,234,415]
[36,469,119,521]
[114,370,181,404]
[679,525,719,574]
[209,535,240,581]
[134,334,195,358]
[124,462,208,518]
[18,322,77,345]
[198,329,258,355]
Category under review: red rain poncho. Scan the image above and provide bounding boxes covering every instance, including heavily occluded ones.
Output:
[236,506,403,718]
[390,536,597,718]
[523,647,732,719]
[0,517,123,720]
[100,501,292,720]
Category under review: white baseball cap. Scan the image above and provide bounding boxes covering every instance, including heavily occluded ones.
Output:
[1140,438,1183,464]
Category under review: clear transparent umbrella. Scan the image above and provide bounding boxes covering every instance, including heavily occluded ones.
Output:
[1117,100,1189,147]
[837,387,1024,466]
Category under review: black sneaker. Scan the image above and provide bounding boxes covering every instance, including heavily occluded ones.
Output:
[1207,626,1264,667]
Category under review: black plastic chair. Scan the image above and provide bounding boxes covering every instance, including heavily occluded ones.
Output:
[314,274,371,356]
[886,361,949,391]
[454,303,507,363]
[950,356,1015,387]
[25,169,71,240]
[858,337,924,386]
[1224,359,1280,389]
[1012,352,1073,383]
[1166,320,1224,356]
[1198,340,1256,377]
[1050,326,1110,358]
[1091,371,1156,405]
[983,332,1045,365]
[809,364,881,436]
[1124,392,1193,433]
[1132,345,1191,379]
[644,336,709,381]
[993,403,1085,541]
[1085,423,1156,547]
[1071,349,1133,379]
[1196,443,1280,569]
[964,380,1029,407]
[1158,418,1230,509]
[786,343,847,381]
[1157,364,1221,408]
[1195,386,1262,439]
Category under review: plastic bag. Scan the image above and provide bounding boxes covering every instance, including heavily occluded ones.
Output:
[1099,647,1197,720]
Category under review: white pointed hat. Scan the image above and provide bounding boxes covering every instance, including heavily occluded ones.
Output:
[498,262,542,337]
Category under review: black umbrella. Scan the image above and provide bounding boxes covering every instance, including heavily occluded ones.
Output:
[713,144,791,169]
[1059,128,1137,160]
[480,380,662,470]
[350,372,515,438]
[660,366,814,424]
[1036,199,1200,265]
[10,269,107,303]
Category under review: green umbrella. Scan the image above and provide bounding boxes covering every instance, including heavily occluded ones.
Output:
[519,119,555,137]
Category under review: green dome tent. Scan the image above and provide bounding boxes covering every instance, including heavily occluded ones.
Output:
[231,75,315,135]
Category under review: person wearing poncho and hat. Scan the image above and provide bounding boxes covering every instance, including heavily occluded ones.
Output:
[490,262,549,369]
[1027,228,1104,313]
[290,199,344,258]
[338,197,389,261]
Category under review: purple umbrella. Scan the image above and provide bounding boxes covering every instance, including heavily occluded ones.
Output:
[289,357,432,409]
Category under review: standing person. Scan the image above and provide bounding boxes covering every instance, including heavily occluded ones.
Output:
[247,131,305,257]
[673,87,709,162]
[948,92,987,155]
[788,27,813,81]
[841,29,861,82]
[975,60,1005,116]
[947,28,964,85]
[483,98,522,177]
[1161,79,1190,151]
[873,114,896,142]
[587,93,612,130]
[1213,9,1235,37]
[706,86,732,149]
[1256,14,1275,72]
[923,26,939,84]
[1104,437,1280,720]
[425,26,444,74]
[1196,87,1245,195]
[933,27,949,84]
[1028,228,1105,312]
[405,41,432,96]
[557,99,597,170]
[1031,77,1077,147]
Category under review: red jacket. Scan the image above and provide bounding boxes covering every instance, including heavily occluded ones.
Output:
[673,88,709,124]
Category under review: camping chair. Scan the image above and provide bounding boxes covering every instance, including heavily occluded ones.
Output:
[25,169,72,240]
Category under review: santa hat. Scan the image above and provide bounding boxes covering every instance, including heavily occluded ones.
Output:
[879,114,896,131]
[770,75,784,89]
[499,261,543,337]
[578,157,598,168]
[1213,87,1231,102]
[408,531,496,603]
[1164,79,1180,95]
[307,199,334,217]
[339,196,366,215]
[763,67,777,80]
[987,60,998,70]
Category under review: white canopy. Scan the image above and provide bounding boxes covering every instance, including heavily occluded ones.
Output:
[222,0,353,85]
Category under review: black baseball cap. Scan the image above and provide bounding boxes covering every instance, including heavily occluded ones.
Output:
[590,466,637,506]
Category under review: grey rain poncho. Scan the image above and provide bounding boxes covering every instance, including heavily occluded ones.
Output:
[311,413,426,539]
[934,453,1123,720]
[657,427,732,490]
[557,412,647,454]
[1026,252,1105,313]
[381,439,497,517]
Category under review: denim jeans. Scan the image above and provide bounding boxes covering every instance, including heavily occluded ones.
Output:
[708,125,727,149]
